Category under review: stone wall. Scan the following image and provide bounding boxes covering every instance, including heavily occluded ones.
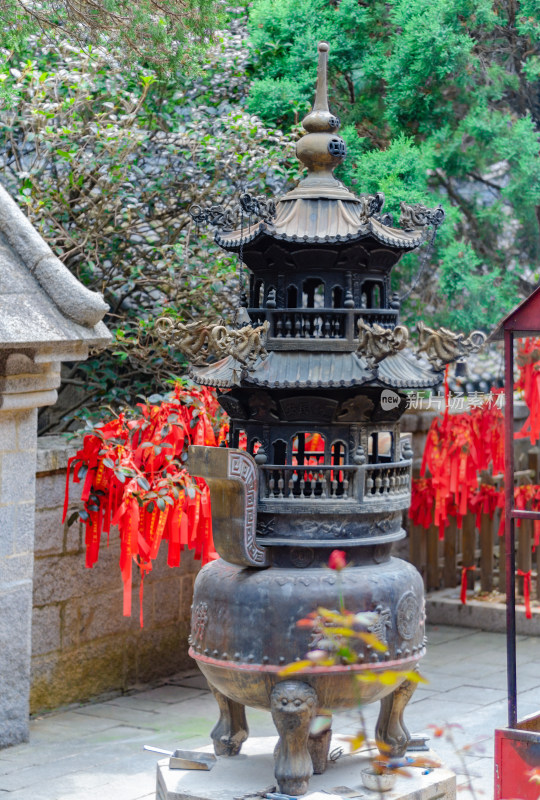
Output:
[0,408,39,746]
[31,436,201,714]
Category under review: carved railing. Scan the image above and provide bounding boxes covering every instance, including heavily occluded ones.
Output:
[272,310,347,339]
[248,309,347,339]
[363,463,410,499]
[247,308,398,346]
[258,461,411,504]
[354,310,398,329]
[259,465,357,500]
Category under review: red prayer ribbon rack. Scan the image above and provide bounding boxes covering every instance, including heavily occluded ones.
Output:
[410,355,540,612]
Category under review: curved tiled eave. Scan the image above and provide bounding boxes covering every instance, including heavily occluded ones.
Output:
[189,349,442,391]
[214,199,425,252]
[377,350,443,389]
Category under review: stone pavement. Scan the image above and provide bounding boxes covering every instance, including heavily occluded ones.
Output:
[0,624,538,800]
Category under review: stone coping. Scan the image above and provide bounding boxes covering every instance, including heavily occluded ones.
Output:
[36,434,81,473]
[426,588,540,636]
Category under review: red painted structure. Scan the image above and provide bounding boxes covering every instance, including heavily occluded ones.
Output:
[492,285,540,799]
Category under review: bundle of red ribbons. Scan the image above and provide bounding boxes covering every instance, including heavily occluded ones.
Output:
[63,384,228,625]
[413,397,505,539]
[410,340,540,616]
[516,338,540,446]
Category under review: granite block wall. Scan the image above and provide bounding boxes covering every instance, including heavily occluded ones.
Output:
[30,436,201,713]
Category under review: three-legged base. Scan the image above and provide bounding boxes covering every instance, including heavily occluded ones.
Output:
[207,678,417,795]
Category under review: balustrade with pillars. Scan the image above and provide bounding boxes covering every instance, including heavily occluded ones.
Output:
[364,463,411,499]
[258,460,410,504]
[248,307,398,343]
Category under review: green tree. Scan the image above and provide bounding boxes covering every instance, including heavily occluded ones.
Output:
[246,0,540,331]
[1,0,220,75]
[0,15,297,429]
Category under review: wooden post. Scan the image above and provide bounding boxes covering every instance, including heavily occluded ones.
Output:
[462,514,476,590]
[480,512,494,592]
[443,518,458,588]
[426,525,439,591]
[517,521,532,597]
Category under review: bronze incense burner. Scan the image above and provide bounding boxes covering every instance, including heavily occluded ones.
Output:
[181,42,445,796]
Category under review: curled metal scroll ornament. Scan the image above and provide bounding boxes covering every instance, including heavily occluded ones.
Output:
[357,320,409,368]
[239,192,277,223]
[399,202,446,231]
[189,193,277,232]
[416,321,486,371]
[155,317,269,369]
[189,204,236,231]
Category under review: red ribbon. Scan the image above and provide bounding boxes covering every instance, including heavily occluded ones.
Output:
[460,566,475,605]
[516,339,540,445]
[517,569,533,619]
[63,384,224,626]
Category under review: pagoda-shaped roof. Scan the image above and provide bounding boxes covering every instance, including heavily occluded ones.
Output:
[215,200,425,252]
[189,348,440,391]
[212,43,437,262]
[176,41,445,394]
[0,182,110,351]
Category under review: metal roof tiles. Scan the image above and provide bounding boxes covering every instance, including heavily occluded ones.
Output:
[189,349,441,391]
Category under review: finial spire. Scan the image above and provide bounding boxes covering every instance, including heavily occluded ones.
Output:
[283,41,357,202]
[312,42,330,114]
[302,42,339,134]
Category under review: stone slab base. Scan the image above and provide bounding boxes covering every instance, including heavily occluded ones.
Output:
[156,737,455,800]
[426,589,540,636]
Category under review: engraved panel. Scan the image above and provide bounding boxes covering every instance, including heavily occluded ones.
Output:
[368,605,392,647]
[228,451,269,565]
[218,394,248,419]
[191,601,208,643]
[396,592,421,640]
[279,396,338,422]
[248,392,279,420]
[336,395,374,422]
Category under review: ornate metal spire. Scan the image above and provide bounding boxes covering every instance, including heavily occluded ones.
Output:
[284,42,357,202]
[301,42,338,133]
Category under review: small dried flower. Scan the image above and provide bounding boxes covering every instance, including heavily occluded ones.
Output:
[328,549,347,571]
